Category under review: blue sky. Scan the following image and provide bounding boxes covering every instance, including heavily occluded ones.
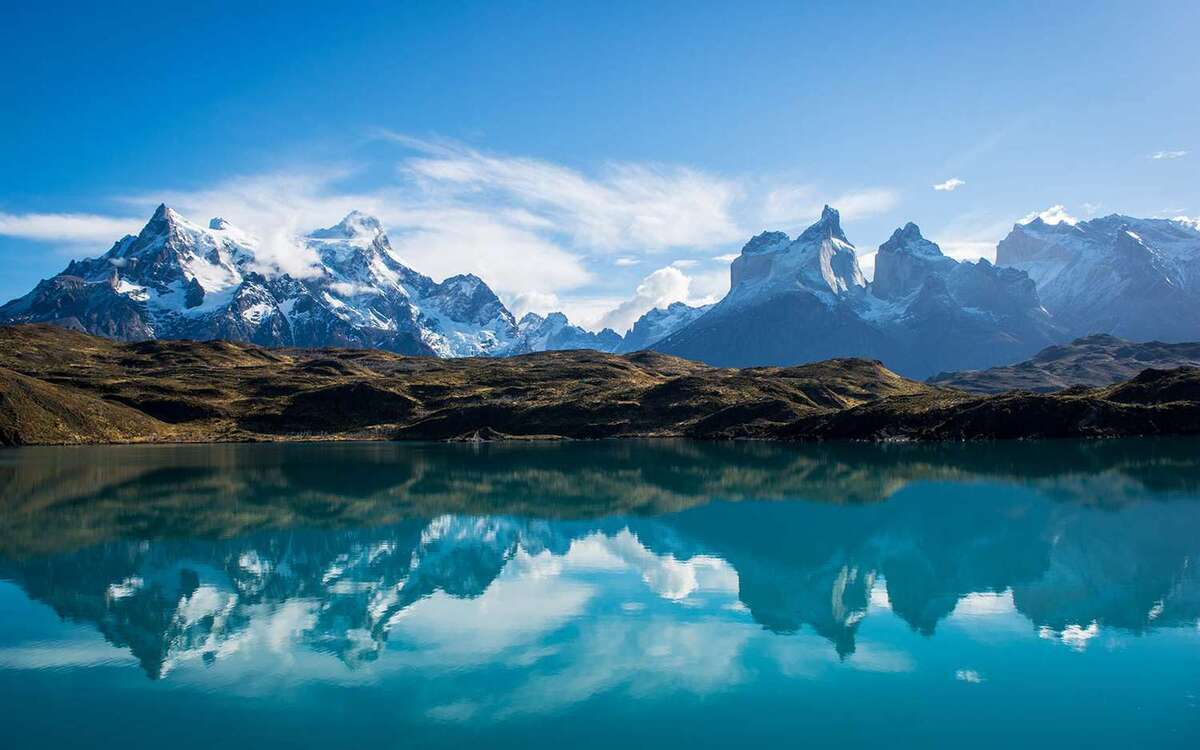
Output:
[2,1,1197,330]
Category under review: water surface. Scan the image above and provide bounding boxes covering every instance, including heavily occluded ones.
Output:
[1,440,1198,747]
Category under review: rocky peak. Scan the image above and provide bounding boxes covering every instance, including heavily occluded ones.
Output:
[517,312,545,330]
[309,211,384,241]
[797,205,849,245]
[729,206,864,299]
[872,222,955,300]
[740,231,791,255]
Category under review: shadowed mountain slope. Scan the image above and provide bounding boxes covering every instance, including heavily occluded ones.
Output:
[929,334,1200,393]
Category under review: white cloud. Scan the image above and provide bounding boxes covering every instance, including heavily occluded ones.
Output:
[389,133,746,252]
[595,266,693,333]
[1150,150,1188,160]
[670,259,698,269]
[557,296,627,330]
[0,212,144,244]
[505,290,560,319]
[1019,204,1077,226]
[386,207,591,295]
[614,257,639,267]
[933,177,966,192]
[955,669,985,684]
[712,253,739,263]
[1081,201,1102,216]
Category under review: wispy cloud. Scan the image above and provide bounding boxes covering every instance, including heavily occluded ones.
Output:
[1150,150,1188,160]
[386,133,746,252]
[760,184,899,230]
[614,257,639,267]
[0,212,144,244]
[932,177,965,192]
[1019,204,1077,226]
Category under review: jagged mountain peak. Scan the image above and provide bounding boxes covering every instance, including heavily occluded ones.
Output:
[149,202,175,223]
[880,222,941,254]
[889,221,924,243]
[797,205,849,244]
[741,231,791,255]
[517,311,545,328]
[727,206,865,298]
[872,222,955,300]
[0,203,548,359]
[996,210,1200,341]
[309,210,385,241]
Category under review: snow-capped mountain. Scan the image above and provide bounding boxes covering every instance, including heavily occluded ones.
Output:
[0,205,604,357]
[508,311,623,354]
[652,207,1061,378]
[617,301,713,353]
[996,214,1200,341]
[8,202,1198,376]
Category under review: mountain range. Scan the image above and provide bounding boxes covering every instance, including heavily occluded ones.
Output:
[0,205,620,358]
[652,208,1062,377]
[3,204,1199,378]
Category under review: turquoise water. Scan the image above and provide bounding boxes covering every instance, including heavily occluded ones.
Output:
[0,440,1198,747]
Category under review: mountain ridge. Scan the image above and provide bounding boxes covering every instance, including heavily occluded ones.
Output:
[651,209,1061,378]
[5,204,1200,379]
[928,334,1200,393]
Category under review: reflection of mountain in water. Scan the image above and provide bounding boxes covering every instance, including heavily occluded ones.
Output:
[2,440,1199,678]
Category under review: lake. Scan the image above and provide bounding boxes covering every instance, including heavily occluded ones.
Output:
[1,440,1198,747]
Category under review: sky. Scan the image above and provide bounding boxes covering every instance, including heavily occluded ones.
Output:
[2,1,1197,331]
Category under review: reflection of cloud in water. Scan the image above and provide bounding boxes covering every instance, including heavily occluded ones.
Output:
[952,590,1017,618]
[0,642,137,670]
[493,618,757,719]
[1039,622,1101,651]
[565,530,739,600]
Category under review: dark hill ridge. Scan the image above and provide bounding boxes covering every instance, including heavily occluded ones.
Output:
[929,334,1200,394]
[1,324,1199,445]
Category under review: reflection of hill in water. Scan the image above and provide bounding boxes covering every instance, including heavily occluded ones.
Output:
[1,439,1199,678]
[4,439,1200,557]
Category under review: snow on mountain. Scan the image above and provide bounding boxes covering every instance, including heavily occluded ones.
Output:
[508,312,622,354]
[617,301,713,353]
[652,211,1060,378]
[0,205,546,357]
[996,214,1200,341]
[7,201,1198,375]
[725,206,866,309]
